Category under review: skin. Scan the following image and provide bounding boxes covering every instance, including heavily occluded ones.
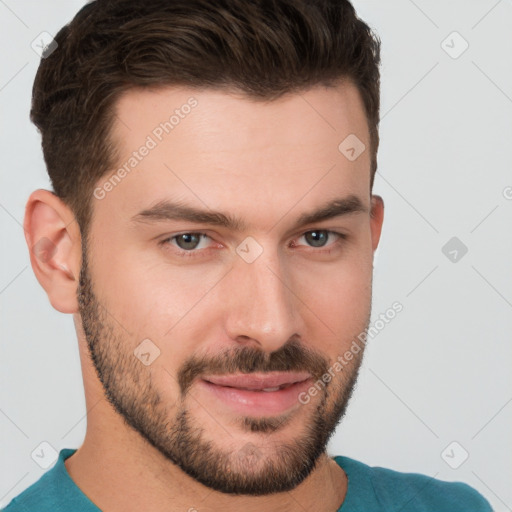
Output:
[24,81,384,512]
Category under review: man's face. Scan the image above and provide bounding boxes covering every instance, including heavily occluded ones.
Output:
[78,83,383,495]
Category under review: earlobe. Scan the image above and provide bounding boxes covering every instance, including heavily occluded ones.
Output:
[370,194,384,253]
[24,189,82,314]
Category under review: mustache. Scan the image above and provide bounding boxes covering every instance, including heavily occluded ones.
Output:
[178,339,329,395]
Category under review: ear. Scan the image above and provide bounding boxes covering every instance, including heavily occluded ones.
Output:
[24,189,82,314]
[369,194,384,253]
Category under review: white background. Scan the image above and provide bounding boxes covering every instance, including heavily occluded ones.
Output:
[1,1,511,510]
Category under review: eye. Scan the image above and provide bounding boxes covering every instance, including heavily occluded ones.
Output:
[159,229,346,258]
[294,230,345,249]
[161,232,213,253]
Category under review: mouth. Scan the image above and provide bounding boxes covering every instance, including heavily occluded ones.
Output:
[198,372,313,416]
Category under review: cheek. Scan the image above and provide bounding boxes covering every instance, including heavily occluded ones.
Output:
[90,242,225,358]
[293,252,373,352]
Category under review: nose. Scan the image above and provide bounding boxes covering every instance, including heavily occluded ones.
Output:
[222,249,302,353]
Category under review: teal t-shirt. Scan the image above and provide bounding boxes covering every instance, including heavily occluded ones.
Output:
[1,448,492,511]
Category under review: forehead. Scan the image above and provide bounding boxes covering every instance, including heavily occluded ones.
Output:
[94,83,371,228]
[112,82,369,155]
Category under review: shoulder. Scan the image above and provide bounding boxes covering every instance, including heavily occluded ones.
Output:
[334,456,493,512]
[1,449,99,512]
[1,467,57,512]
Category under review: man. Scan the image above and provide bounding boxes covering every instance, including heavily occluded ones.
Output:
[3,0,492,510]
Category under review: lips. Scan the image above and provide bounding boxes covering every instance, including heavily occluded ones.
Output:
[203,372,311,391]
[198,372,313,416]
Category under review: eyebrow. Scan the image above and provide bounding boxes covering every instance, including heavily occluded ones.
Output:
[131,194,368,232]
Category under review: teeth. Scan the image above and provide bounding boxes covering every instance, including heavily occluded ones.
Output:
[225,383,296,391]
[235,386,283,392]
[239,384,290,393]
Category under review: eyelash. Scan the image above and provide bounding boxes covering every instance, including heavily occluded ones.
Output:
[158,230,347,258]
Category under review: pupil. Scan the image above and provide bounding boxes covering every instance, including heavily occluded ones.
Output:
[306,230,327,247]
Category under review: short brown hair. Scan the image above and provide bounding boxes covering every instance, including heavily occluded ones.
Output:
[31,0,381,236]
